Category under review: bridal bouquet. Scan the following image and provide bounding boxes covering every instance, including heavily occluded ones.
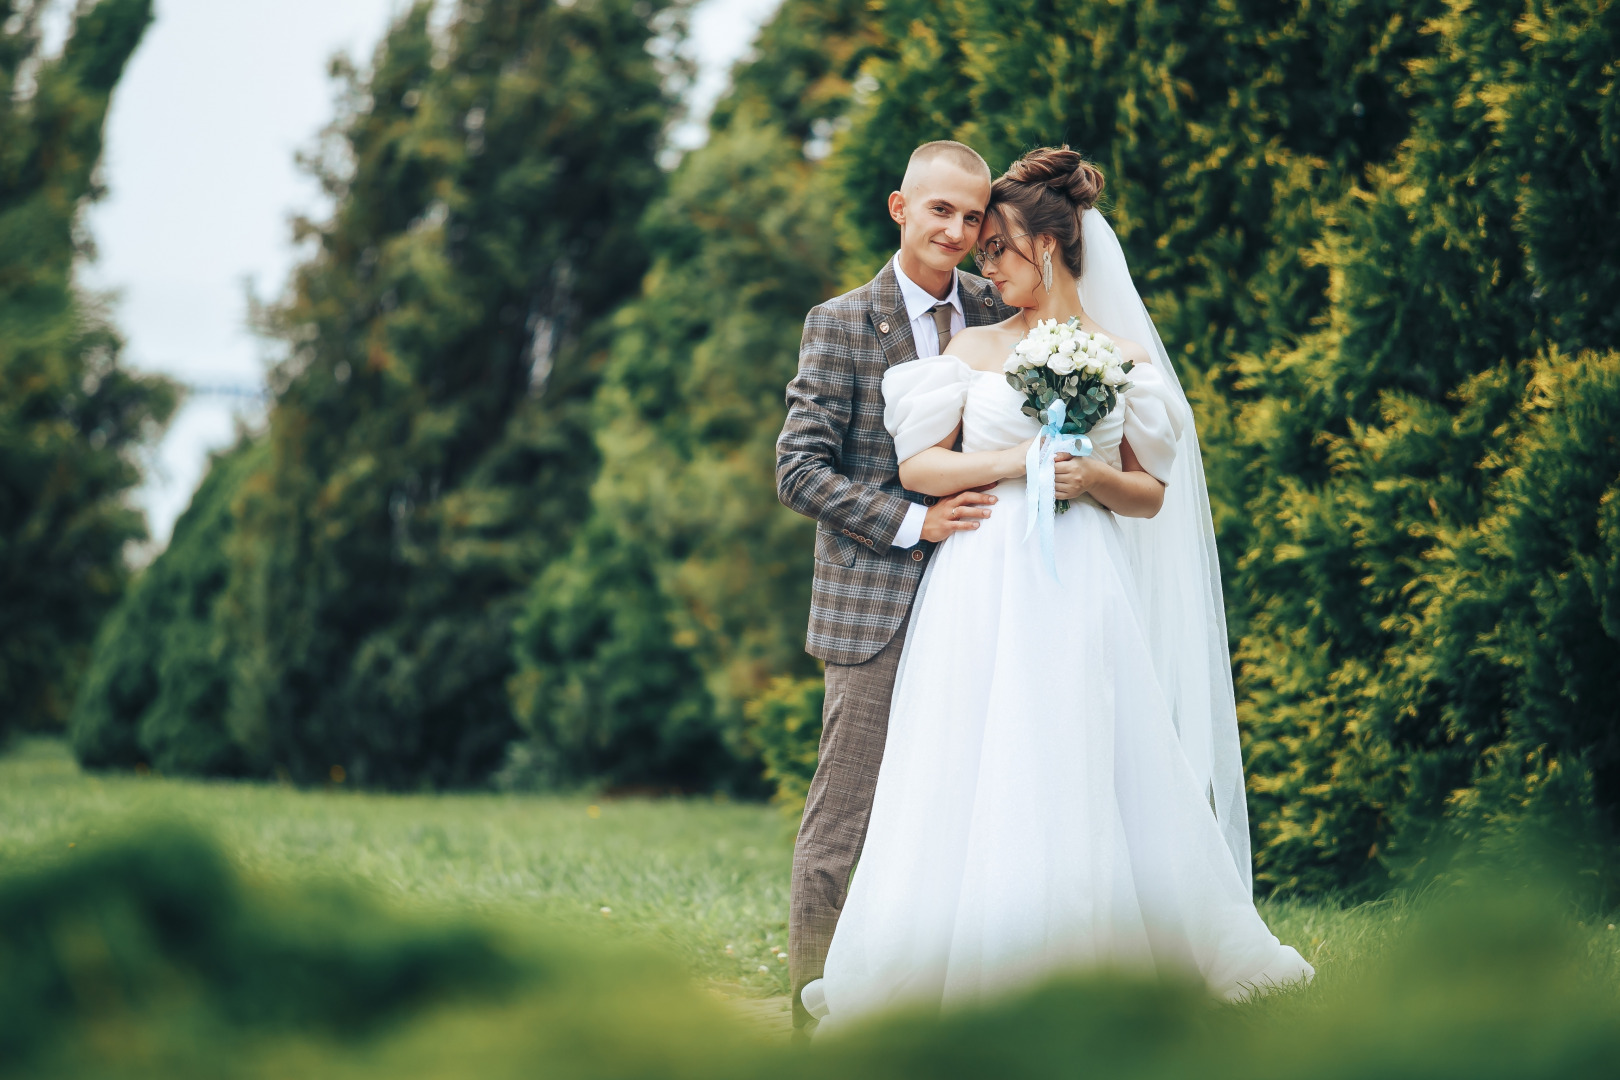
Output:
[1003,317,1134,514]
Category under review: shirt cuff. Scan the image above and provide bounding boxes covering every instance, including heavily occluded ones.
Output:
[893,501,928,549]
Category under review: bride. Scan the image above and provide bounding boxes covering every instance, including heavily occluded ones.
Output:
[799,147,1313,1033]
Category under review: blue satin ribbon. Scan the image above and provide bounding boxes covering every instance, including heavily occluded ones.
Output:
[1023,400,1093,581]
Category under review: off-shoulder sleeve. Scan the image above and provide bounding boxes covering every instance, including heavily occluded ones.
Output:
[1121,362,1187,483]
[882,355,971,464]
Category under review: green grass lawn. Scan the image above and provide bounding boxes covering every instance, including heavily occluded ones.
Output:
[4,736,1610,1013]
[0,739,796,1000]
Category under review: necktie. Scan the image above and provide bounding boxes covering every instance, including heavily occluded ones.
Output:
[929,301,954,353]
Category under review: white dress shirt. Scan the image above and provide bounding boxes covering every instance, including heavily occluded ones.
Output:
[893,254,967,356]
[890,256,966,549]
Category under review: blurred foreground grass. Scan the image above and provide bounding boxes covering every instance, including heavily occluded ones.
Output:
[5,738,1620,1080]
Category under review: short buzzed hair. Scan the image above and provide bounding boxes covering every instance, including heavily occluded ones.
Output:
[907,140,991,181]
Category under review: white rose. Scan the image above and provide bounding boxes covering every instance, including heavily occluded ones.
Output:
[1002,354,1023,374]
[1048,351,1077,375]
[1058,339,1078,356]
[1102,364,1128,386]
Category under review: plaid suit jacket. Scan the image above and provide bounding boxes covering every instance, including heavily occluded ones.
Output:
[777,258,1016,665]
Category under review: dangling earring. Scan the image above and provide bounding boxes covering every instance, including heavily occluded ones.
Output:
[1041,248,1054,294]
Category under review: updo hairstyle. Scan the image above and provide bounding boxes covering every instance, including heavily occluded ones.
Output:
[988,146,1105,276]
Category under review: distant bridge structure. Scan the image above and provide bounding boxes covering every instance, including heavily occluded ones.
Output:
[180,380,271,402]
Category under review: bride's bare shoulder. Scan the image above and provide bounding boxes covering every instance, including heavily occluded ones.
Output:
[1109,334,1153,366]
[1078,315,1153,365]
[945,320,1025,371]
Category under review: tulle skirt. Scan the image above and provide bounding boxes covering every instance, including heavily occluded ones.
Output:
[812,480,1312,1032]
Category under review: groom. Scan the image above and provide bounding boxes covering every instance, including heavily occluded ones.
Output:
[776,140,1016,1034]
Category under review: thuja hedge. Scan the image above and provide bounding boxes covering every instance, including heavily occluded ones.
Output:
[71,0,682,786]
[1230,0,1620,894]
[0,0,176,740]
[70,0,1620,900]
[821,0,1620,894]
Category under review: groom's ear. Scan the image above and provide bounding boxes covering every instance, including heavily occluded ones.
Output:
[888,190,906,227]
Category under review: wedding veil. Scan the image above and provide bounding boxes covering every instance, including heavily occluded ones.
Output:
[1075,208,1253,892]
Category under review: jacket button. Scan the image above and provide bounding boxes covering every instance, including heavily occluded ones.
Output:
[878,320,891,334]
[982,296,993,307]
[923,495,937,506]
[911,549,925,562]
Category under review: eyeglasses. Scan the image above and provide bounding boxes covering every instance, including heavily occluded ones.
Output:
[972,233,1032,272]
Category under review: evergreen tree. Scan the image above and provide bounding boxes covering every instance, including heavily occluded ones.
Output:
[71,439,266,773]
[506,0,876,789]
[0,0,175,737]
[216,0,681,786]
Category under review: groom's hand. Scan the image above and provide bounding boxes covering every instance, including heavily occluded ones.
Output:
[920,490,997,543]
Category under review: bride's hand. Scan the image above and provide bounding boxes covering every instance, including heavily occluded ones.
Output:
[1052,453,1104,501]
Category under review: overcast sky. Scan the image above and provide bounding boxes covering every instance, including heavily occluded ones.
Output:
[75,0,781,553]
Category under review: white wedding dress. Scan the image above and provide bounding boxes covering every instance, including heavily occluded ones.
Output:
[802,212,1313,1034]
